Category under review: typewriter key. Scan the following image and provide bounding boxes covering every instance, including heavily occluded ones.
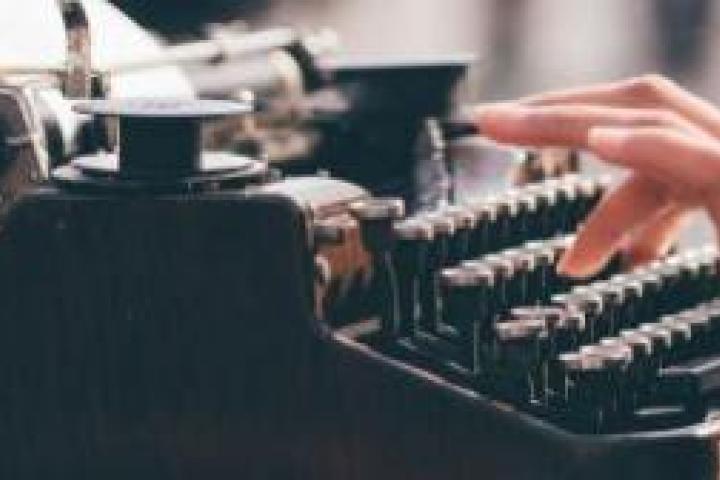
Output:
[576,176,607,223]
[440,266,494,370]
[699,301,720,347]
[627,270,662,322]
[350,197,406,338]
[609,275,644,329]
[416,212,456,333]
[675,309,712,355]
[654,263,682,314]
[567,286,604,343]
[524,241,558,299]
[508,190,539,242]
[501,249,535,306]
[441,205,477,264]
[525,184,558,238]
[510,248,540,304]
[658,316,693,363]
[544,177,577,233]
[580,343,633,428]
[664,255,700,309]
[494,318,548,406]
[591,281,625,337]
[618,330,655,407]
[494,194,522,249]
[511,306,574,403]
[393,218,435,336]
[480,254,515,314]
[548,234,576,289]
[559,349,619,433]
[638,323,674,369]
[463,198,498,256]
[696,247,720,300]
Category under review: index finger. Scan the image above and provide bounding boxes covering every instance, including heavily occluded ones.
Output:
[519,75,720,138]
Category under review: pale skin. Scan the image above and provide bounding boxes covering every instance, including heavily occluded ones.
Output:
[473,74,720,278]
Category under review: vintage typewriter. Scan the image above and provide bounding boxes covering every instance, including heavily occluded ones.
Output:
[1,3,720,480]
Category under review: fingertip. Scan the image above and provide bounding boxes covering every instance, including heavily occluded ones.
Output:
[556,249,598,279]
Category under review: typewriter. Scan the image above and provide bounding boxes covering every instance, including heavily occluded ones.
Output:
[1,3,720,480]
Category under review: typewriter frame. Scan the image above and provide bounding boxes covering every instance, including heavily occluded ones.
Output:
[0,176,716,479]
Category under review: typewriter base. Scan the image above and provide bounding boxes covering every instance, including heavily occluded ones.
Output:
[0,184,716,479]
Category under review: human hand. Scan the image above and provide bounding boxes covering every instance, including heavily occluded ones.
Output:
[474,75,720,277]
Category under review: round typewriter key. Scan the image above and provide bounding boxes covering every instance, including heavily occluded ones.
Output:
[546,176,578,233]
[617,331,656,405]
[494,193,521,248]
[638,323,674,368]
[568,286,604,343]
[508,190,538,241]
[592,281,625,337]
[659,316,693,363]
[581,343,633,426]
[460,262,497,354]
[696,247,720,300]
[666,255,701,308]
[515,247,544,303]
[576,176,607,222]
[503,249,536,305]
[525,240,558,298]
[525,184,558,237]
[548,234,576,288]
[699,301,720,345]
[675,309,712,355]
[480,254,515,313]
[440,266,493,370]
[655,263,681,314]
[511,306,575,402]
[627,271,662,322]
[609,275,644,329]
[678,255,703,306]
[421,212,456,267]
[559,349,614,433]
[349,197,405,251]
[416,212,457,333]
[349,197,406,338]
[494,318,548,406]
[440,205,476,264]
[464,199,498,256]
[393,218,435,336]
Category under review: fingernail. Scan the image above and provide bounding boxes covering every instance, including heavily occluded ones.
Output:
[587,127,632,156]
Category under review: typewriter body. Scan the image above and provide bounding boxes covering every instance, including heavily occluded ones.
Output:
[1,3,720,479]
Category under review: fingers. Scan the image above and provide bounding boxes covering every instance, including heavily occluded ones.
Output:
[557,175,669,278]
[621,203,689,268]
[587,126,720,200]
[475,104,705,148]
[518,74,720,137]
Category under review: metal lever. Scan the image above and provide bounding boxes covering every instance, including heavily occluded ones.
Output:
[57,0,92,98]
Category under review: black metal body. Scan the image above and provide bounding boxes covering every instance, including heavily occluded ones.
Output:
[0,177,717,479]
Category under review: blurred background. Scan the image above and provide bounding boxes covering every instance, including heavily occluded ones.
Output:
[7,0,718,244]
[110,0,719,103]
[103,0,720,245]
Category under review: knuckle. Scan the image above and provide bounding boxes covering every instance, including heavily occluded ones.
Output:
[646,108,681,128]
[621,74,674,103]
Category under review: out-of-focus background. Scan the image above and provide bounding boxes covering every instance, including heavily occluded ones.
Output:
[111,0,719,103]
[9,0,719,244]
